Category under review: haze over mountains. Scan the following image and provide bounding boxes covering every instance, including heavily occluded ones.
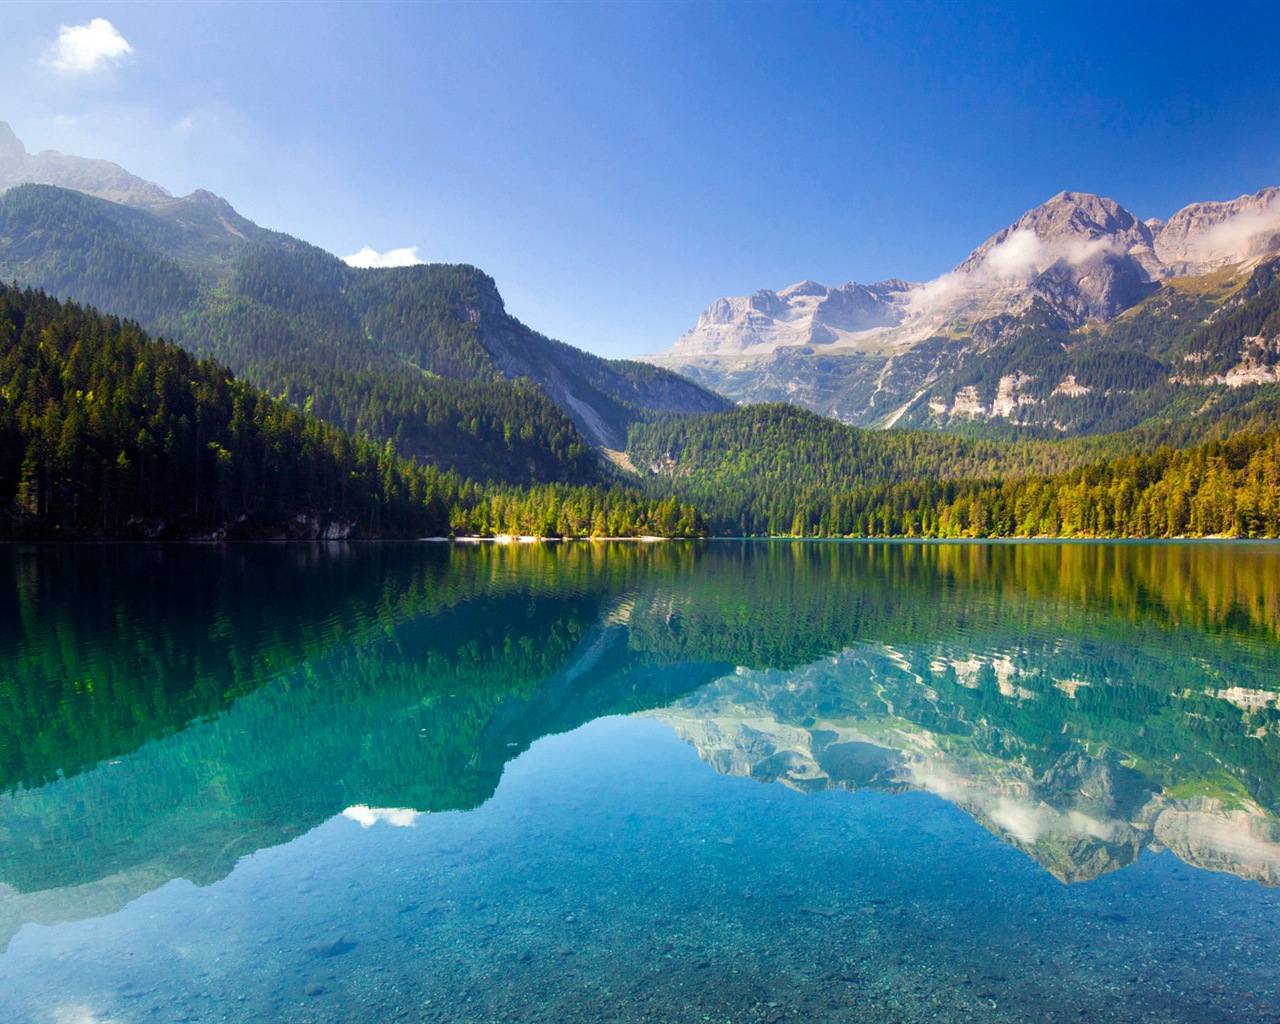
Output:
[648,187,1280,432]
[0,121,172,208]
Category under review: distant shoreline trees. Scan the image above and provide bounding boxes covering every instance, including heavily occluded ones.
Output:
[628,405,1280,539]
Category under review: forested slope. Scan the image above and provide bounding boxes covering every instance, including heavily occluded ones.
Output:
[627,404,1280,537]
[0,284,705,540]
[0,184,727,483]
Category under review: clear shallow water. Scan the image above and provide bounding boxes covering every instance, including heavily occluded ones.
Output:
[2,541,1280,1023]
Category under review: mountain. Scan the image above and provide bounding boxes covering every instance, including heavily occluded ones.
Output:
[0,122,172,208]
[669,278,910,358]
[0,283,706,540]
[1155,187,1280,274]
[0,282,452,540]
[646,188,1280,434]
[0,124,728,483]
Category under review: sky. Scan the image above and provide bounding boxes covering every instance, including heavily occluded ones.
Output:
[2,1,1279,358]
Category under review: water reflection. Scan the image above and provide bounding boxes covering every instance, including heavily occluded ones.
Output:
[1,540,1279,958]
[652,644,1280,884]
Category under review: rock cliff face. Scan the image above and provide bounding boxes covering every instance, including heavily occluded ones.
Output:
[678,279,909,357]
[946,191,1160,322]
[646,188,1280,429]
[648,646,1280,885]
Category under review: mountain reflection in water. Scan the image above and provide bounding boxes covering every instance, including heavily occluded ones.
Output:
[651,645,1280,884]
[2,539,1280,954]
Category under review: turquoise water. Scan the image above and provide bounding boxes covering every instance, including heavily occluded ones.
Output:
[2,541,1279,1022]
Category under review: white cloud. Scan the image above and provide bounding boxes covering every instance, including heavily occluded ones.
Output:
[983,229,1045,278]
[908,229,1122,313]
[342,245,424,269]
[47,18,133,74]
[342,805,421,828]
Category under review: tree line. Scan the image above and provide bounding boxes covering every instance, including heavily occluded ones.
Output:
[720,435,1280,538]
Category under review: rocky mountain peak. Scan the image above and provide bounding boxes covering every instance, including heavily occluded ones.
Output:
[1038,190,1147,236]
[647,181,1280,426]
[778,279,829,299]
[0,123,26,167]
[866,278,914,296]
[185,188,234,211]
[670,274,904,359]
[956,192,1153,280]
[934,191,1160,324]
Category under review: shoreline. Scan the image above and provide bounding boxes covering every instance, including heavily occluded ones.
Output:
[5,535,1278,547]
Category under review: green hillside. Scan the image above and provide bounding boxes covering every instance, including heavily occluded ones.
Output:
[0,184,728,484]
[0,283,705,540]
[626,403,1280,537]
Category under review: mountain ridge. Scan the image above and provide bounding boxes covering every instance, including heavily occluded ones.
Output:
[0,124,728,478]
[647,187,1280,432]
[0,121,174,208]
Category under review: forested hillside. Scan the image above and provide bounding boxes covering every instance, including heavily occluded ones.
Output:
[626,403,1280,537]
[779,431,1280,539]
[0,284,705,540]
[0,184,727,484]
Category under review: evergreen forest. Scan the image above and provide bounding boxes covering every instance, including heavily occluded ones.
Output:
[627,404,1280,537]
[0,284,704,540]
[0,184,727,485]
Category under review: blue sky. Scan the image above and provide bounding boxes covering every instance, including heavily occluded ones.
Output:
[3,1,1279,357]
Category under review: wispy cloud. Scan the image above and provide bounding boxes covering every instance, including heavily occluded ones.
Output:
[46,18,133,74]
[909,229,1121,312]
[1181,197,1280,263]
[342,245,424,269]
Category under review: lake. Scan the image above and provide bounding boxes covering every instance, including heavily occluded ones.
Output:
[2,540,1279,1023]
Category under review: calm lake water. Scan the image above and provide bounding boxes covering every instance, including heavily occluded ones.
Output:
[2,540,1280,1023]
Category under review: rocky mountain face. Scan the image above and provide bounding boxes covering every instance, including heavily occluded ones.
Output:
[676,279,909,357]
[647,188,1280,433]
[0,121,172,208]
[649,646,1280,886]
[948,191,1159,322]
[1155,187,1280,274]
